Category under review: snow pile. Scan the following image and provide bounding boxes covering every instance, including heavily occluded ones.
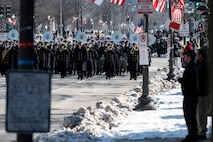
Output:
[35,67,183,142]
[149,67,182,95]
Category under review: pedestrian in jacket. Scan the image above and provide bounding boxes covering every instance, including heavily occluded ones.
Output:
[196,48,208,140]
[178,50,199,142]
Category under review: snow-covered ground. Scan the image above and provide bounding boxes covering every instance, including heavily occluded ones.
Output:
[35,67,212,142]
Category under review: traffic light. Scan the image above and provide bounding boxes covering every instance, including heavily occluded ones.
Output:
[195,2,200,8]
[0,5,4,19]
[199,23,203,31]
[6,5,11,18]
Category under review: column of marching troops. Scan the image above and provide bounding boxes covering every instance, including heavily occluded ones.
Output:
[0,37,144,80]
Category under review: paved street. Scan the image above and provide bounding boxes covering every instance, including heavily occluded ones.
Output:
[0,57,192,142]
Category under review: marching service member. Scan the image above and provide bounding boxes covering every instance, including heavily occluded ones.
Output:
[128,42,139,80]
[58,42,69,78]
[1,41,12,76]
[36,41,46,71]
[74,41,87,80]
[103,42,115,79]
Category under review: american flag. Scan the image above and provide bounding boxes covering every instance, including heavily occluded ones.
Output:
[172,0,184,9]
[47,16,54,21]
[153,0,166,13]
[172,8,182,22]
[110,0,125,6]
[98,19,104,25]
[72,17,78,23]
[120,23,126,28]
[8,18,17,26]
[82,18,87,25]
[171,0,185,22]
[135,27,143,34]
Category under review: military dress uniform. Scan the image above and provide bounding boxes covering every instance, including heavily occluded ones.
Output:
[114,44,123,76]
[91,42,99,76]
[86,44,94,78]
[97,42,105,74]
[0,43,5,75]
[10,43,19,70]
[58,45,69,78]
[36,42,46,71]
[69,44,76,75]
[74,42,87,80]
[104,44,115,79]
[1,46,12,76]
[128,44,139,80]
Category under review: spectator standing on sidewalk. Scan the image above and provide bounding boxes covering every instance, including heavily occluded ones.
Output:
[173,37,182,68]
[196,48,208,140]
[178,50,199,142]
[181,41,194,68]
[184,41,194,53]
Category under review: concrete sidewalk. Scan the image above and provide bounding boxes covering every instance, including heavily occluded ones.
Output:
[115,138,182,142]
[115,138,211,142]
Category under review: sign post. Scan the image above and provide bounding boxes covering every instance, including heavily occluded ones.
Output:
[137,0,152,98]
[134,14,150,111]
[141,14,149,97]
[5,0,51,142]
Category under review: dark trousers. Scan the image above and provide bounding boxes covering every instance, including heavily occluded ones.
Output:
[183,96,198,138]
[60,61,66,77]
[76,61,83,79]
[129,62,137,79]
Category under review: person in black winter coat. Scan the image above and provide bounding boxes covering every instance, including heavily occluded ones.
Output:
[196,48,208,140]
[178,50,199,142]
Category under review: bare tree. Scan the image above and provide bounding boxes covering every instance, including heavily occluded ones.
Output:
[0,0,171,33]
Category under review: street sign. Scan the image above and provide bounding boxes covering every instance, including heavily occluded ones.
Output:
[179,23,190,37]
[139,47,149,65]
[139,33,148,47]
[138,0,153,14]
[6,70,51,133]
[139,33,149,65]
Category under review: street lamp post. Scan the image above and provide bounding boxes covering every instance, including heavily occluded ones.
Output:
[167,0,175,80]
[60,0,63,37]
[110,21,112,34]
[79,2,83,32]
[90,19,93,30]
